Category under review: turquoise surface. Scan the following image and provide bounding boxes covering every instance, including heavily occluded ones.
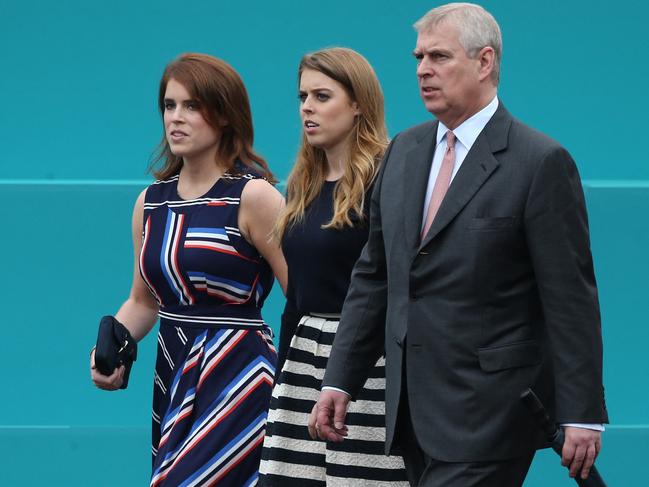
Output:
[1,0,647,485]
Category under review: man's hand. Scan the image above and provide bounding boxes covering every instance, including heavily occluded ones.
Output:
[307,389,351,442]
[561,426,602,479]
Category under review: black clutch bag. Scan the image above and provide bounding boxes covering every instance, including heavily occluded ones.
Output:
[94,315,138,389]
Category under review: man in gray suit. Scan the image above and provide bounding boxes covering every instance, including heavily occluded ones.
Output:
[308,3,608,486]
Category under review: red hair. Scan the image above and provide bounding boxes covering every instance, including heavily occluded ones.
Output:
[151,53,275,183]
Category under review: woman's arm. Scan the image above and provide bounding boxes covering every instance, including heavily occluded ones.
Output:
[90,189,160,390]
[239,179,288,294]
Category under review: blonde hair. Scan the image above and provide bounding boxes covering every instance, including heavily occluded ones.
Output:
[275,47,387,239]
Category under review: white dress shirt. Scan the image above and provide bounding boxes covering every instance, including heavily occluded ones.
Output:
[421,95,499,230]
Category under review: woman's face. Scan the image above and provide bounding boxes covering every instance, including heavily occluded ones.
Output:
[163,78,220,162]
[299,69,359,152]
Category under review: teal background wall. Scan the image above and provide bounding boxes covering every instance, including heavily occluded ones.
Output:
[1,0,647,485]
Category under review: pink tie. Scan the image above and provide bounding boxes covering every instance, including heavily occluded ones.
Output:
[421,131,456,239]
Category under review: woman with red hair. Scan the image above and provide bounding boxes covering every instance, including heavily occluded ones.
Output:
[90,53,287,486]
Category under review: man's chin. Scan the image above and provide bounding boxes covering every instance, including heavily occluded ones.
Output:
[420,98,443,116]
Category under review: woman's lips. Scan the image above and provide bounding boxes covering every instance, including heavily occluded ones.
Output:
[169,130,188,141]
[304,120,319,135]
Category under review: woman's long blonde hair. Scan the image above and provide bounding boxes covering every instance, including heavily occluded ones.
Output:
[275,48,388,239]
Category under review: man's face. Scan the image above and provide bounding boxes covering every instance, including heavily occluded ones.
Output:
[414,22,486,128]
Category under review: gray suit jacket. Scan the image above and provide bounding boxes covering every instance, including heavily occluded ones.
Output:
[322,103,608,462]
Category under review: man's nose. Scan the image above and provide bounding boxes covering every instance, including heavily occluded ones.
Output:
[417,58,433,78]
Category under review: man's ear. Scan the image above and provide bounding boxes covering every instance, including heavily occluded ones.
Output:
[477,46,495,82]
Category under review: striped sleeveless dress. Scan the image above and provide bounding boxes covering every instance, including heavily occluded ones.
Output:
[139,165,276,487]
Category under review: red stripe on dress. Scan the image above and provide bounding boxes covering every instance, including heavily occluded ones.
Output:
[172,214,195,305]
[150,373,273,486]
[206,432,265,486]
[198,274,260,305]
[184,243,259,263]
[197,331,248,390]
[158,405,194,449]
[183,350,204,374]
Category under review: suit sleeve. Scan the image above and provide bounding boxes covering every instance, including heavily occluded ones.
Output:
[321,137,397,398]
[524,146,608,423]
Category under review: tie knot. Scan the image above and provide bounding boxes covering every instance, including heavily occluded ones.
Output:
[446,131,456,150]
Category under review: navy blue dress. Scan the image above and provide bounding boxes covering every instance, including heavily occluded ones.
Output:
[139,165,277,487]
[259,181,408,486]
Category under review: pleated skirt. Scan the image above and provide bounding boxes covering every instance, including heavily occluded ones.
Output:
[259,314,409,486]
[150,321,276,487]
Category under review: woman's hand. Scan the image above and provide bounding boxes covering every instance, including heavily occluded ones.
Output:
[90,348,125,390]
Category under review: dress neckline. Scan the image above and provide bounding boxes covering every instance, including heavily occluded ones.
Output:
[175,175,224,201]
[174,164,244,201]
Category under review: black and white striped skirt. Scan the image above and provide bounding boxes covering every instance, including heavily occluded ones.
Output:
[259,314,408,486]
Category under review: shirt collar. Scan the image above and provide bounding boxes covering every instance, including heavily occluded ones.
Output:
[436,95,499,150]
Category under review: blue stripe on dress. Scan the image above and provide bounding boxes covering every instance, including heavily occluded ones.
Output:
[187,271,252,293]
[179,412,267,486]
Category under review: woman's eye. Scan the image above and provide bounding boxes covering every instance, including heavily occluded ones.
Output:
[187,102,199,111]
[164,102,175,110]
[298,93,307,102]
[316,93,329,101]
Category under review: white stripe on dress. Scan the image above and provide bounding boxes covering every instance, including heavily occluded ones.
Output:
[260,315,408,486]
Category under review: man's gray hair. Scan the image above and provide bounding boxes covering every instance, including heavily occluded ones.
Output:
[414,3,502,84]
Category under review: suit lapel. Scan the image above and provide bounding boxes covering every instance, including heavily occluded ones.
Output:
[419,104,512,248]
[402,122,438,253]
